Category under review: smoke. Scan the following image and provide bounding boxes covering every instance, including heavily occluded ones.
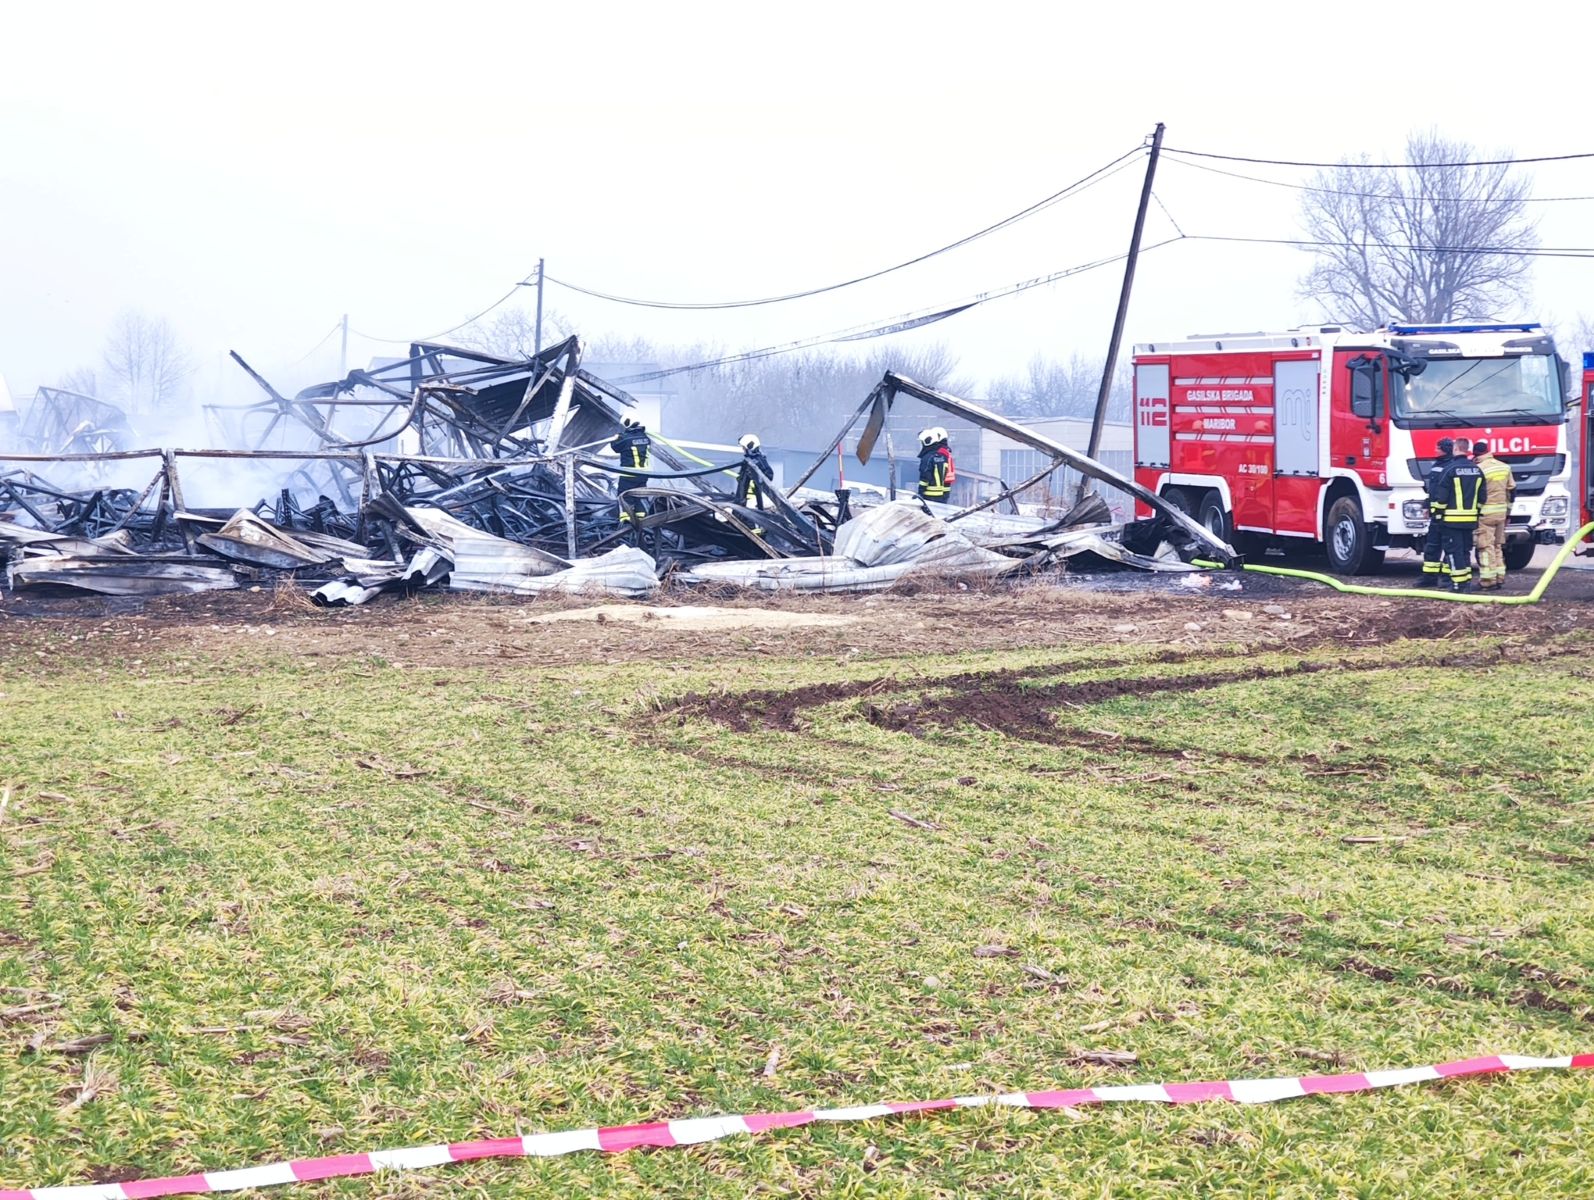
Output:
[0,356,403,528]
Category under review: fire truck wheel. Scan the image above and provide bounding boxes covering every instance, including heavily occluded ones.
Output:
[1324,495,1384,575]
[1503,541,1536,572]
[1160,487,1192,516]
[1197,493,1231,543]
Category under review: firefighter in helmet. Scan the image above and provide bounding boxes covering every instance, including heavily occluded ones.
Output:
[611,414,651,524]
[1471,438,1515,589]
[1432,438,1485,591]
[736,433,774,510]
[917,426,954,503]
[1416,438,1456,586]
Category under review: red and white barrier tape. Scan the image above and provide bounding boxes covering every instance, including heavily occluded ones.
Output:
[6,1053,1588,1199]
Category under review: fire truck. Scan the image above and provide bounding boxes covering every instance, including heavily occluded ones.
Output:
[1131,323,1576,574]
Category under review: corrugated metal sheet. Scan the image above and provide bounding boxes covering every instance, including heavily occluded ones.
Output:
[457,546,659,598]
[9,555,238,596]
[833,502,1018,572]
[681,503,1021,592]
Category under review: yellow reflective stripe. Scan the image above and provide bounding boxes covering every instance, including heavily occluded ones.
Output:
[1481,504,1508,514]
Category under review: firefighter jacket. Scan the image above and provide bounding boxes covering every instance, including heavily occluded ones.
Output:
[1433,458,1484,525]
[918,443,954,500]
[611,429,651,473]
[1473,451,1515,517]
[737,448,774,507]
[1423,453,1454,515]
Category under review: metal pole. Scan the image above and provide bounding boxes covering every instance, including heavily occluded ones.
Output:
[534,258,545,356]
[1081,123,1165,498]
[563,453,578,560]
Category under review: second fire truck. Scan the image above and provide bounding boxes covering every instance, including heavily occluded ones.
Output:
[1131,323,1576,573]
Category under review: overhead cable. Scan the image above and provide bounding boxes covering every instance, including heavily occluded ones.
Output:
[1163,146,1594,170]
[1162,153,1594,204]
[545,148,1146,311]
[614,239,1182,384]
[289,321,344,366]
[1183,233,1594,258]
[350,278,535,346]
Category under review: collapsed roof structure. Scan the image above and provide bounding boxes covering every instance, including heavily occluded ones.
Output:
[0,346,1236,600]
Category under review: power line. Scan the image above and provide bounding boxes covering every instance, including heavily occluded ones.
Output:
[289,320,344,366]
[1163,145,1594,170]
[544,147,1147,311]
[1183,233,1594,258]
[349,276,535,346]
[1162,153,1594,204]
[615,239,1181,384]
[1151,191,1185,237]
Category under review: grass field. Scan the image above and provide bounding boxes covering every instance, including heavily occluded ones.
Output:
[2,601,1592,1197]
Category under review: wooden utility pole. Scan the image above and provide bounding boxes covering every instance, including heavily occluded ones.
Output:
[1080,123,1165,497]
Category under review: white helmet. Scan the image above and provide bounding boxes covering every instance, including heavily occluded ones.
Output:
[739,433,761,453]
[620,414,642,430]
[918,427,938,448]
[933,426,948,443]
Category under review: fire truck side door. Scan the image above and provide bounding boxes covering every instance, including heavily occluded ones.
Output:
[1333,353,1392,489]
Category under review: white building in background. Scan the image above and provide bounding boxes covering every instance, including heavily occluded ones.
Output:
[582,363,675,434]
[0,373,16,444]
[977,415,1135,518]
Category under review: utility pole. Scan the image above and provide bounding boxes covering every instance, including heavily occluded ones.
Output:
[1080,122,1165,499]
[339,313,348,376]
[533,258,546,356]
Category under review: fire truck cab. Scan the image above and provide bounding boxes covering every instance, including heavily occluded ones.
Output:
[1132,323,1575,574]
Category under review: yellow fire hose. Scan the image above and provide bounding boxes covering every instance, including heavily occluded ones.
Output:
[1194,521,1594,604]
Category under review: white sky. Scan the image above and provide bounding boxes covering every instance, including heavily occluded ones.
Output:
[3,0,1592,404]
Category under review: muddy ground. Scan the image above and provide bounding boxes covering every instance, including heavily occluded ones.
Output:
[1,549,1588,673]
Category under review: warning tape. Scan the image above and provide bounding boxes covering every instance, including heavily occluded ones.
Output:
[5,1053,1589,1199]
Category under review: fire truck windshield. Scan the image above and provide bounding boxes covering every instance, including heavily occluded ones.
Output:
[1391,354,1563,425]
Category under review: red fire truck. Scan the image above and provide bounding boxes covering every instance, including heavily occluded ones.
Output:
[1131,323,1576,573]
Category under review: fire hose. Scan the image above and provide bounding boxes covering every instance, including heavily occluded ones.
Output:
[1195,521,1594,603]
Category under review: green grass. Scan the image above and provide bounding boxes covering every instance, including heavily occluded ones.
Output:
[2,626,1592,1197]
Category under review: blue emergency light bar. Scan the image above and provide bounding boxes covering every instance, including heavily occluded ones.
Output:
[1584,351,1594,370]
[1388,323,1541,335]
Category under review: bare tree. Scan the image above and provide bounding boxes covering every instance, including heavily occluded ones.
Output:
[986,352,1129,421]
[56,367,100,397]
[1548,314,1594,362]
[101,311,194,415]
[452,306,574,359]
[1297,130,1539,328]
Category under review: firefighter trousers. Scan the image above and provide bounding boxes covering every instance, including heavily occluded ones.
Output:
[1475,516,1506,586]
[1420,519,1445,578]
[617,475,648,523]
[1441,524,1475,588]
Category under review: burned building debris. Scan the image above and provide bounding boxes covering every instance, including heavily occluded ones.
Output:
[1,350,1234,601]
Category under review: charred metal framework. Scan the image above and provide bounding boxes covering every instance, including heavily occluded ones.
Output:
[11,388,136,456]
[2,359,1232,598]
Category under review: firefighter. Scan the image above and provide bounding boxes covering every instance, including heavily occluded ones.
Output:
[1471,439,1515,589]
[1416,438,1455,587]
[612,414,651,524]
[735,433,774,510]
[917,426,954,503]
[1434,440,1485,591]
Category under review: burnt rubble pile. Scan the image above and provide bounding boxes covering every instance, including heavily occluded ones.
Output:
[1,344,1235,602]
